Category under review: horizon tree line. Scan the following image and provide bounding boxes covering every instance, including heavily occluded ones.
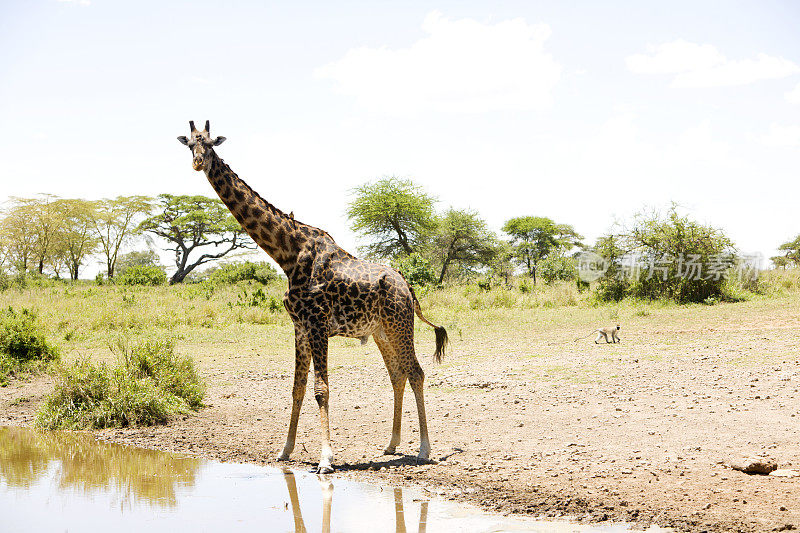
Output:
[1,181,798,287]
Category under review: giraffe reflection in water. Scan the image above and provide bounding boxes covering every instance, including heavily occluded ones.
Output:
[282,470,428,533]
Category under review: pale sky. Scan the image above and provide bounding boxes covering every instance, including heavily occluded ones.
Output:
[1,1,799,271]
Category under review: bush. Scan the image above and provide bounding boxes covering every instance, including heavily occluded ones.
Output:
[118,265,167,286]
[391,253,437,289]
[35,339,204,429]
[540,254,577,284]
[230,287,283,311]
[0,307,59,385]
[594,207,736,303]
[115,339,205,409]
[116,250,161,278]
[206,261,278,285]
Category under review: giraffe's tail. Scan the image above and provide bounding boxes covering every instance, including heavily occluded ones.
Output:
[405,280,448,364]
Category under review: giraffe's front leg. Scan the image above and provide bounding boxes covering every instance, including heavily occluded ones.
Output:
[278,328,310,461]
[310,330,334,474]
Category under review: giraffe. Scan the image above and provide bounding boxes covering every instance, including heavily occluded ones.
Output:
[178,121,448,473]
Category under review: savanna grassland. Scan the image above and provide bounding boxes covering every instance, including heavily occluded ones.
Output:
[2,273,800,532]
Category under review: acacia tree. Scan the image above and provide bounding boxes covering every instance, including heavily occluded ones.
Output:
[0,200,38,272]
[488,241,515,287]
[777,235,800,268]
[502,216,583,284]
[0,235,7,271]
[771,256,790,270]
[139,194,256,284]
[52,199,99,280]
[89,196,153,278]
[5,195,64,274]
[432,208,497,283]
[347,177,437,259]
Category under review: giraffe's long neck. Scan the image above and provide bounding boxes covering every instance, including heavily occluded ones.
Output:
[204,151,305,274]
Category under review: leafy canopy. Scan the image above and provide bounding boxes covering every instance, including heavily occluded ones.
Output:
[347,177,437,259]
[502,216,583,283]
[432,208,497,283]
[139,194,256,284]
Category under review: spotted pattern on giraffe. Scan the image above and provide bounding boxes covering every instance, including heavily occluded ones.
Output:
[178,121,448,473]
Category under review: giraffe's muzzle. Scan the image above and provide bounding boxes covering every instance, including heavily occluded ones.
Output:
[192,159,204,171]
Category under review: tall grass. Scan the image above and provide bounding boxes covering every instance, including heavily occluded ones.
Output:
[35,339,204,430]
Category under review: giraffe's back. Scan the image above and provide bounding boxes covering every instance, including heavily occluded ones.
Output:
[322,255,413,341]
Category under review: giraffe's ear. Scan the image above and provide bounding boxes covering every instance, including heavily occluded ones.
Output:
[177,136,189,146]
[212,136,226,146]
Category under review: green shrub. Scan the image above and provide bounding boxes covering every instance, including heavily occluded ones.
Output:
[230,287,283,311]
[118,265,167,286]
[0,307,59,385]
[391,253,437,289]
[518,278,532,293]
[114,339,205,409]
[540,254,577,284]
[207,261,278,285]
[116,250,161,278]
[594,207,736,303]
[35,339,204,429]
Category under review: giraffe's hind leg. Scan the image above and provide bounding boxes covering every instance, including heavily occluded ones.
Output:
[386,322,431,460]
[374,336,406,455]
[407,354,431,461]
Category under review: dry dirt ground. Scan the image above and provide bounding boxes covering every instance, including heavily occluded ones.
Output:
[2,297,799,532]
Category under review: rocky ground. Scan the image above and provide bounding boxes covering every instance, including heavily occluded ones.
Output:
[2,299,799,532]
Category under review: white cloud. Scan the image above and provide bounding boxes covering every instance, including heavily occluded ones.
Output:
[760,124,800,147]
[626,39,799,88]
[315,11,561,114]
[786,83,800,104]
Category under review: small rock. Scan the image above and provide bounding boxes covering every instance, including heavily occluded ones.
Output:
[771,469,800,478]
[729,457,778,475]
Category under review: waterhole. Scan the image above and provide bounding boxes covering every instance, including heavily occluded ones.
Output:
[0,426,665,532]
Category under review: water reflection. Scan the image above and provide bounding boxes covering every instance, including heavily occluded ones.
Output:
[0,427,662,532]
[282,470,429,533]
[0,426,200,506]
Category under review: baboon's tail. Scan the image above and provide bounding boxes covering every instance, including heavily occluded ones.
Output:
[404,278,448,364]
[574,331,595,342]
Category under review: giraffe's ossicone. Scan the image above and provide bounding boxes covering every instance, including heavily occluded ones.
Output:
[178,121,448,473]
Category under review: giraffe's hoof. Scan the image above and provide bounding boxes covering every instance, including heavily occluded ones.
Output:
[417,445,431,461]
[276,452,291,461]
[383,446,398,455]
[314,464,334,474]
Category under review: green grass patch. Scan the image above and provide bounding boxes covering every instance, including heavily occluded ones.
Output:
[0,307,59,386]
[35,339,205,429]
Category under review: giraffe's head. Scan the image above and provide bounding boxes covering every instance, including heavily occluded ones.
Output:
[177,120,226,172]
